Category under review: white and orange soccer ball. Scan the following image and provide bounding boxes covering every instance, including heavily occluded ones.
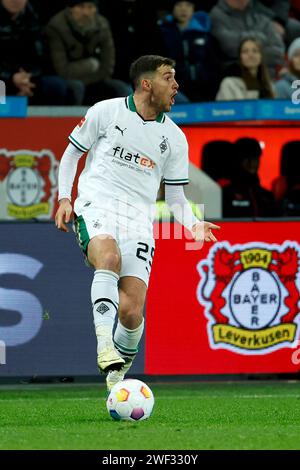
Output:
[106,379,154,421]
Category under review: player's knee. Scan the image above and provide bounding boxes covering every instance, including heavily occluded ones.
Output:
[119,302,143,325]
[90,250,121,272]
[100,252,121,271]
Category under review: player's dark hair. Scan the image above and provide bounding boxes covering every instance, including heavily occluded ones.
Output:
[130,55,175,90]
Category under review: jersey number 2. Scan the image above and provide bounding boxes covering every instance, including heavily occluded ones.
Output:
[136,242,155,273]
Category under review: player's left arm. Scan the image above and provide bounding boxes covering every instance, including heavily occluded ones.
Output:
[164,185,220,243]
[163,130,220,242]
[191,220,220,243]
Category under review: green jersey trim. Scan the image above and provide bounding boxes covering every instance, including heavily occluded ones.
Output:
[127,94,165,123]
[163,178,189,185]
[69,135,89,152]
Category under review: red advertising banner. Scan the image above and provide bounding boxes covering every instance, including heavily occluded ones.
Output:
[1,118,300,218]
[145,221,300,375]
[0,117,82,219]
[182,125,300,191]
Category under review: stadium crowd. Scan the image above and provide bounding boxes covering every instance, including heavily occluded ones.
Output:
[1,0,300,217]
[2,0,300,104]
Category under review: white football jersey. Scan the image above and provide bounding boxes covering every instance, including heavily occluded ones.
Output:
[69,95,189,230]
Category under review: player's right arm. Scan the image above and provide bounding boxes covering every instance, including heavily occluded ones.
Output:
[55,102,107,232]
[55,101,111,231]
[55,197,73,232]
[55,143,84,232]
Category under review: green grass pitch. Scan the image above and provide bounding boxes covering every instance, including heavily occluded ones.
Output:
[0,381,300,450]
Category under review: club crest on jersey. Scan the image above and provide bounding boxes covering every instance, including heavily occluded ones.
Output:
[197,241,300,355]
[0,149,58,219]
[159,136,169,154]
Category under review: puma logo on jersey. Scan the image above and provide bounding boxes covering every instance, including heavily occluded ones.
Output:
[112,146,155,169]
[115,125,127,136]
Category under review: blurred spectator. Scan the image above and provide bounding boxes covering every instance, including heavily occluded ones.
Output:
[222,137,277,217]
[272,141,300,216]
[0,0,80,104]
[100,0,166,84]
[45,0,131,105]
[281,185,300,215]
[201,140,235,186]
[160,1,220,102]
[216,37,274,100]
[254,1,300,46]
[210,0,285,77]
[275,38,300,99]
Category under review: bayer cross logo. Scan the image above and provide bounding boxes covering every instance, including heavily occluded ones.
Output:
[197,241,300,355]
[7,167,40,206]
[97,303,109,315]
[229,269,280,330]
[0,149,58,219]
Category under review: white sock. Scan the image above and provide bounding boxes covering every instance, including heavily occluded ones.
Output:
[91,269,119,354]
[114,319,144,358]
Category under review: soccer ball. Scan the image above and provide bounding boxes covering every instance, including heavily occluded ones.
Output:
[106,379,154,421]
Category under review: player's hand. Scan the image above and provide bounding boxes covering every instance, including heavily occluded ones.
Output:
[191,221,220,243]
[55,198,73,232]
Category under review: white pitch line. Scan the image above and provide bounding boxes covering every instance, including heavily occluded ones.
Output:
[0,394,299,402]
[0,397,95,402]
[158,394,300,399]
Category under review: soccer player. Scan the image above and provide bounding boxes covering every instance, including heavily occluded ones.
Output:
[55,55,220,390]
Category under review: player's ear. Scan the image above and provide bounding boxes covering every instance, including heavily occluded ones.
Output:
[141,78,152,92]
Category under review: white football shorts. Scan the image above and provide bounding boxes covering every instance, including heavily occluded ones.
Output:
[73,205,155,287]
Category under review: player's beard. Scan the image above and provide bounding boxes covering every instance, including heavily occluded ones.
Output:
[150,91,170,114]
[161,97,172,113]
